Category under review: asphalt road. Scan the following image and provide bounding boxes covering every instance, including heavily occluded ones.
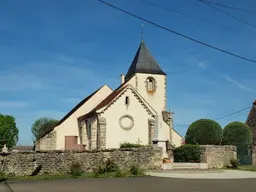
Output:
[1,177,256,192]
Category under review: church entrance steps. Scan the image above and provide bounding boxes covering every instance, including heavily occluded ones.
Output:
[161,163,208,170]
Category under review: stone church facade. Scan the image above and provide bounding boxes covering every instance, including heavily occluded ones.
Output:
[36,41,183,151]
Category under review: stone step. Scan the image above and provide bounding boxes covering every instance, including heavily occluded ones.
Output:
[162,163,208,170]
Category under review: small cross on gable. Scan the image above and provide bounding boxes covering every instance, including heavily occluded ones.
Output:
[136,137,142,145]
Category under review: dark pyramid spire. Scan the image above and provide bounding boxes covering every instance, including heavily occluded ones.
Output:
[125,41,166,81]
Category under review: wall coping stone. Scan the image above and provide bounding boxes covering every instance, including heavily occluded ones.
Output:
[0,146,161,156]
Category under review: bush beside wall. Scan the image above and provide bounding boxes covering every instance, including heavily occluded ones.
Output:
[173,144,202,163]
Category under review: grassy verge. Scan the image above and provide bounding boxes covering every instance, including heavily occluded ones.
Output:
[237,165,256,172]
[0,170,145,181]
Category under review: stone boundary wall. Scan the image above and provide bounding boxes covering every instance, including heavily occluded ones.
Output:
[0,147,163,176]
[200,145,237,168]
[253,145,256,165]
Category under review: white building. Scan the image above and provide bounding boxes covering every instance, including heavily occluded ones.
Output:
[36,41,183,150]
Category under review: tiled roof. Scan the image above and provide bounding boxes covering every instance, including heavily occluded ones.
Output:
[125,41,166,81]
[78,85,128,121]
[10,146,34,151]
[39,85,109,139]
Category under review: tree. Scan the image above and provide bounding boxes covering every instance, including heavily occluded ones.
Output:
[222,121,252,145]
[31,117,59,142]
[185,119,223,145]
[0,114,19,148]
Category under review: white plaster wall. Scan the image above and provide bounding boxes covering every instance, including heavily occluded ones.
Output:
[54,85,112,150]
[162,121,171,141]
[172,130,183,147]
[134,73,166,114]
[102,88,153,149]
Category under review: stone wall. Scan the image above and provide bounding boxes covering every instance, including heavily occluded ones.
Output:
[35,131,57,151]
[200,145,237,168]
[253,145,256,165]
[0,147,162,176]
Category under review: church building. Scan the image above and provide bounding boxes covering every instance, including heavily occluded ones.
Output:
[36,41,183,151]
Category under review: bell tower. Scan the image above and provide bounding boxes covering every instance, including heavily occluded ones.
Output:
[125,41,167,114]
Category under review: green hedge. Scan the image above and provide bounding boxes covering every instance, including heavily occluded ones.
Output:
[173,144,202,163]
[185,119,223,145]
[222,121,252,145]
[120,142,145,148]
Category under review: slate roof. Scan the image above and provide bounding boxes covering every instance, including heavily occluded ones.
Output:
[125,41,166,81]
[246,100,256,145]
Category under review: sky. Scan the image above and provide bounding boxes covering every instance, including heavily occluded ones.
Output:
[0,0,256,145]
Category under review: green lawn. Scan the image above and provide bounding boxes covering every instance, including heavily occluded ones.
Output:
[237,165,256,172]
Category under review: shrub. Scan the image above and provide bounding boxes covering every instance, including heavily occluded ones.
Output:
[105,158,117,173]
[130,165,144,176]
[185,119,223,145]
[222,121,252,145]
[0,172,6,181]
[70,162,83,177]
[230,158,239,168]
[173,144,202,163]
[93,159,118,176]
[120,142,145,148]
[114,166,128,177]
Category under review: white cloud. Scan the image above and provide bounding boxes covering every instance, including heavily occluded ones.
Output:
[197,61,207,69]
[0,56,118,93]
[224,75,256,92]
[0,71,47,91]
[0,101,27,108]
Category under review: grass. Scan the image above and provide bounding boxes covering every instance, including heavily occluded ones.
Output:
[0,170,145,181]
[237,165,256,172]
[1,172,94,181]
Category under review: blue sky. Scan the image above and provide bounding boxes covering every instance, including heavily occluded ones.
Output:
[0,0,256,145]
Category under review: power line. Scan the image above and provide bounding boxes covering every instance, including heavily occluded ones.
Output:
[98,0,256,64]
[215,106,251,120]
[175,106,251,127]
[201,0,256,15]
[198,0,256,29]
[138,0,224,29]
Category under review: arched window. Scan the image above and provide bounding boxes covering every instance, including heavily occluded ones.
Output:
[146,77,156,92]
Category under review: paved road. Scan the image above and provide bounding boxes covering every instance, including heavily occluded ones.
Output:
[1,177,256,192]
[147,170,256,179]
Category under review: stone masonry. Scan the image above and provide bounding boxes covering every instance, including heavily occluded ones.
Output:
[35,131,56,151]
[90,118,98,150]
[81,121,89,150]
[148,119,155,145]
[200,145,237,168]
[98,116,106,150]
[0,147,163,176]
[162,110,173,144]
[253,145,256,165]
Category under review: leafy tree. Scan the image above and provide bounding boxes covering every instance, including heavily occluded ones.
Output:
[222,121,252,145]
[31,117,58,141]
[0,114,19,148]
[185,119,223,145]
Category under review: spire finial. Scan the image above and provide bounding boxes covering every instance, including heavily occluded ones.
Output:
[141,24,144,42]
